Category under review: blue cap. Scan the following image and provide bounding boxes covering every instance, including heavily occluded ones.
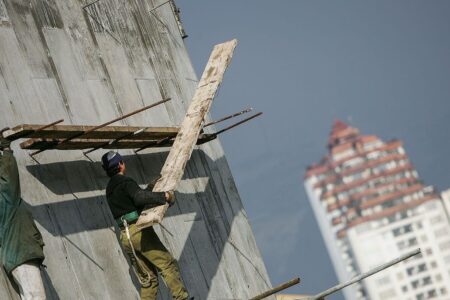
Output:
[101,151,123,171]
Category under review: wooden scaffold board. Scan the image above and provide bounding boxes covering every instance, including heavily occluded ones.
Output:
[136,39,238,229]
[2,124,214,150]
[4,124,179,141]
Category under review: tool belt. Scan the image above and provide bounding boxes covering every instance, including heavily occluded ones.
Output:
[115,210,139,227]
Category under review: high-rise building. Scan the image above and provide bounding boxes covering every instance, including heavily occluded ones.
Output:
[304,121,450,300]
[441,190,450,218]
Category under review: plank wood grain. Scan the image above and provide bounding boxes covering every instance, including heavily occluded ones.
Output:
[18,134,215,150]
[136,39,238,229]
[5,124,179,141]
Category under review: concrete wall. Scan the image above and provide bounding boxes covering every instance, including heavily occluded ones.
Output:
[0,0,273,299]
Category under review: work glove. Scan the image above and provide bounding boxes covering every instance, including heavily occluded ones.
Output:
[165,191,176,207]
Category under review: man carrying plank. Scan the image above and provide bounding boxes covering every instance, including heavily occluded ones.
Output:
[102,39,236,299]
[101,151,189,300]
[0,133,46,299]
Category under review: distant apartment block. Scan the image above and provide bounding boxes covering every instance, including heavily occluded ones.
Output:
[304,121,450,300]
[441,189,450,218]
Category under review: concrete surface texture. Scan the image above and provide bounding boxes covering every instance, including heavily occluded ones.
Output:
[0,0,272,299]
[275,294,311,300]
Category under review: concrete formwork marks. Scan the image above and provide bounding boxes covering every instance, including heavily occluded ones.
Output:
[0,0,273,299]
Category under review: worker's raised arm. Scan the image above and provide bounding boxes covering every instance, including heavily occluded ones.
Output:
[125,180,167,208]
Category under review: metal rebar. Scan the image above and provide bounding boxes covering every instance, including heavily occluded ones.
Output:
[250,277,301,300]
[34,119,65,132]
[195,112,263,146]
[148,4,184,49]
[83,127,147,155]
[134,135,173,153]
[82,0,102,10]
[2,119,64,141]
[203,107,253,128]
[30,98,170,156]
[29,154,41,165]
[18,119,64,140]
[311,248,421,300]
[85,10,121,44]
[149,0,171,13]
[214,112,263,136]
[82,151,94,162]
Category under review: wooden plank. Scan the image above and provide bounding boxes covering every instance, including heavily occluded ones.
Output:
[4,124,179,141]
[153,39,238,190]
[19,134,215,150]
[136,39,238,229]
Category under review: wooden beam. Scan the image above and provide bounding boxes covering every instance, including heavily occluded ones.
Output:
[4,125,179,142]
[136,39,238,229]
[18,134,215,150]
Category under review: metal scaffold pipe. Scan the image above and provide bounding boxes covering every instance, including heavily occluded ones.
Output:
[203,107,253,128]
[250,277,301,300]
[310,248,421,300]
[30,98,170,156]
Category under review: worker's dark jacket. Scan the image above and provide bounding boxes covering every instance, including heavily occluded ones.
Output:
[105,174,166,220]
[0,150,45,274]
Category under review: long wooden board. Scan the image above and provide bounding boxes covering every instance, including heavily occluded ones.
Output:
[136,39,238,229]
[4,124,179,141]
[18,134,216,150]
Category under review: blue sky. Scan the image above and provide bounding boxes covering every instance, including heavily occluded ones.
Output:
[177,1,450,298]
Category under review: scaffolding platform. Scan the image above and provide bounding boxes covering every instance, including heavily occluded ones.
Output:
[3,124,215,150]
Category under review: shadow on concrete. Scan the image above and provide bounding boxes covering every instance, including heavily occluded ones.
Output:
[41,267,60,300]
[24,150,269,299]
[25,151,170,195]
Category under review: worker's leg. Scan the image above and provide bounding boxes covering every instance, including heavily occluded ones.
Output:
[129,225,189,300]
[137,262,159,300]
[121,229,159,300]
[11,261,46,300]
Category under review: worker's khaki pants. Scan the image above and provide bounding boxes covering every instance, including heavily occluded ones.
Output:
[11,262,46,300]
[120,224,188,300]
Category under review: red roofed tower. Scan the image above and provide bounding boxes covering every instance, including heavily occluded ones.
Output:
[304,121,450,300]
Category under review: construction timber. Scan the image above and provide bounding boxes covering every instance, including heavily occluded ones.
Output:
[0,1,272,299]
[3,124,216,150]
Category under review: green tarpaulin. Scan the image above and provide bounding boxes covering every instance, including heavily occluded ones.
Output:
[0,150,44,274]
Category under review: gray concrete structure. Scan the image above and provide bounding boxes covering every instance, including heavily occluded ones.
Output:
[0,1,272,299]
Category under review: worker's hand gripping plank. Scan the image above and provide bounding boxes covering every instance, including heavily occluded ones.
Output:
[136,39,238,230]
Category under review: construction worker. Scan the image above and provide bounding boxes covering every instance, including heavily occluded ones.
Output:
[101,151,189,300]
[0,133,46,299]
